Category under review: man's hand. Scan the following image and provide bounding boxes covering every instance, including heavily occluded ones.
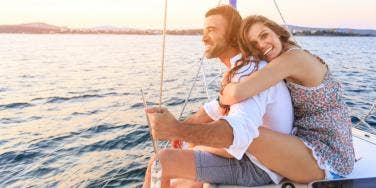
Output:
[146,107,180,141]
[171,139,183,149]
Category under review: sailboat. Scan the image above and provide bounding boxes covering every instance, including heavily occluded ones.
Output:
[150,0,376,187]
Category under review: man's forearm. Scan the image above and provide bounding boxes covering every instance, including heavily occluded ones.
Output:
[183,107,213,124]
[176,119,233,148]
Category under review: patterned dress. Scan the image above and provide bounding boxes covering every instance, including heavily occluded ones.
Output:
[286,53,355,176]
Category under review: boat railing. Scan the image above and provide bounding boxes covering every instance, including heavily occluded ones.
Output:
[343,95,376,135]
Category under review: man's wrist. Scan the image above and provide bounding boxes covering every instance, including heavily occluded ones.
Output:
[173,121,184,140]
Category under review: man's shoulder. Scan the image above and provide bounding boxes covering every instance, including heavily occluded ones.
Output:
[231,60,268,82]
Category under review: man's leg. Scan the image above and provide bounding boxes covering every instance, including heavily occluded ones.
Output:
[249,127,325,183]
[143,149,199,188]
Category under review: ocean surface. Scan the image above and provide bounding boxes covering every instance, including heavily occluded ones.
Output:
[0,34,375,187]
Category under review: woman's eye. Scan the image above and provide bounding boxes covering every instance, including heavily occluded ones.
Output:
[260,33,268,40]
[248,41,258,49]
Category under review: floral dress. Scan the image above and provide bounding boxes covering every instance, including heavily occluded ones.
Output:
[286,51,355,176]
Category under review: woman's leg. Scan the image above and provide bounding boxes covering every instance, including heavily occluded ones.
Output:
[142,149,200,188]
[248,127,325,183]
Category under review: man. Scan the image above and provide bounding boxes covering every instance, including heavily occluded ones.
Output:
[143,5,293,187]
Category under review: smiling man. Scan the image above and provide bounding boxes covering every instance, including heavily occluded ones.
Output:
[142,5,293,188]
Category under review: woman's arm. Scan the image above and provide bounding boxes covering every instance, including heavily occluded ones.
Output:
[221,53,299,105]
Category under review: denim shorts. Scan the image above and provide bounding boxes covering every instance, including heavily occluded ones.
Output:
[194,150,273,187]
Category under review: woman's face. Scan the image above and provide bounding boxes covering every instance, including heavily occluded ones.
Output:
[246,22,283,61]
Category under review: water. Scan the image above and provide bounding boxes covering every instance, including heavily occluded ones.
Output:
[0,34,375,187]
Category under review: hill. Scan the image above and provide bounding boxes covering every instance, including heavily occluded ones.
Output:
[0,22,375,36]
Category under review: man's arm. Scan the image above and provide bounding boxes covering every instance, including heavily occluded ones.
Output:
[182,104,233,158]
[147,107,233,148]
[183,106,213,124]
[177,119,234,148]
[148,86,268,159]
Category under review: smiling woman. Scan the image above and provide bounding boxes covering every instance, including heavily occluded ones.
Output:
[220,14,355,182]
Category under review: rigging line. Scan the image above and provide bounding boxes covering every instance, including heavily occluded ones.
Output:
[141,89,160,155]
[272,0,298,44]
[354,101,376,134]
[344,96,376,133]
[162,56,205,149]
[159,0,168,109]
[201,59,211,100]
[207,72,222,87]
[101,90,161,188]
[217,0,223,6]
[179,56,205,119]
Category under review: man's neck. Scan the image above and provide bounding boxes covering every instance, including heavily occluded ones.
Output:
[218,47,240,69]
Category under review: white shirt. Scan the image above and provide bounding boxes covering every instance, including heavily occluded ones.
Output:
[203,54,293,183]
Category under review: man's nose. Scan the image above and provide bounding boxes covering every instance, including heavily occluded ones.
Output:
[202,34,208,43]
[202,30,209,42]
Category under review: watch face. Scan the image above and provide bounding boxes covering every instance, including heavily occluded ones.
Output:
[309,177,376,188]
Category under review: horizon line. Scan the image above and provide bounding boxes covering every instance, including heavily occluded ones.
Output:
[1,22,376,31]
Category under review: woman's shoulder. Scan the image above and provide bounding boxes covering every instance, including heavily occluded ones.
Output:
[272,48,319,68]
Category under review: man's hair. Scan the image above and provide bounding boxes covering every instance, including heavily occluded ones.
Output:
[205,5,242,48]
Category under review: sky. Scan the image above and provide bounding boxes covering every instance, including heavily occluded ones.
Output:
[0,0,375,30]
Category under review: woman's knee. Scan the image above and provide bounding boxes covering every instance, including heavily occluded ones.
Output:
[294,169,325,183]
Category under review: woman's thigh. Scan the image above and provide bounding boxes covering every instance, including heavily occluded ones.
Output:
[248,127,325,183]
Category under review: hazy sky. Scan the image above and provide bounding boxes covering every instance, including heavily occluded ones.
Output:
[1,0,375,29]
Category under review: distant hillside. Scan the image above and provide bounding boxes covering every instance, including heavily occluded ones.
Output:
[0,22,375,36]
[286,25,376,36]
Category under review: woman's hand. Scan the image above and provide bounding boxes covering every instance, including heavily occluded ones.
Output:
[218,94,228,116]
[220,82,238,105]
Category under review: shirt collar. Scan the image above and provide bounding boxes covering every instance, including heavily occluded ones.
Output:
[230,54,242,69]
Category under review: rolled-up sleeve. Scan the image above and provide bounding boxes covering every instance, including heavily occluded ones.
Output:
[203,99,221,120]
[220,91,270,160]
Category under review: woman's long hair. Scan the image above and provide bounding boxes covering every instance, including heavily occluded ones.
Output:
[238,15,299,61]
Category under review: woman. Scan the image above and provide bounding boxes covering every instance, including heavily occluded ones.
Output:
[219,15,355,182]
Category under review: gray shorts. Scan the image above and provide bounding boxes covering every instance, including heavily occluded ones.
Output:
[195,150,273,187]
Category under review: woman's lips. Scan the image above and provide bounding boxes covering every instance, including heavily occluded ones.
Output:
[263,47,273,56]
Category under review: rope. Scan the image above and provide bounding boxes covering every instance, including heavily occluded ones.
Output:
[354,100,376,134]
[141,89,160,155]
[200,59,211,100]
[159,0,168,109]
[217,0,223,6]
[179,56,206,119]
[162,56,205,149]
[272,0,298,44]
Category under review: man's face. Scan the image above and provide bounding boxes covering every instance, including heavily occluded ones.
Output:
[202,15,229,59]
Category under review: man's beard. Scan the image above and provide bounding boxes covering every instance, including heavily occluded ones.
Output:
[205,39,228,59]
